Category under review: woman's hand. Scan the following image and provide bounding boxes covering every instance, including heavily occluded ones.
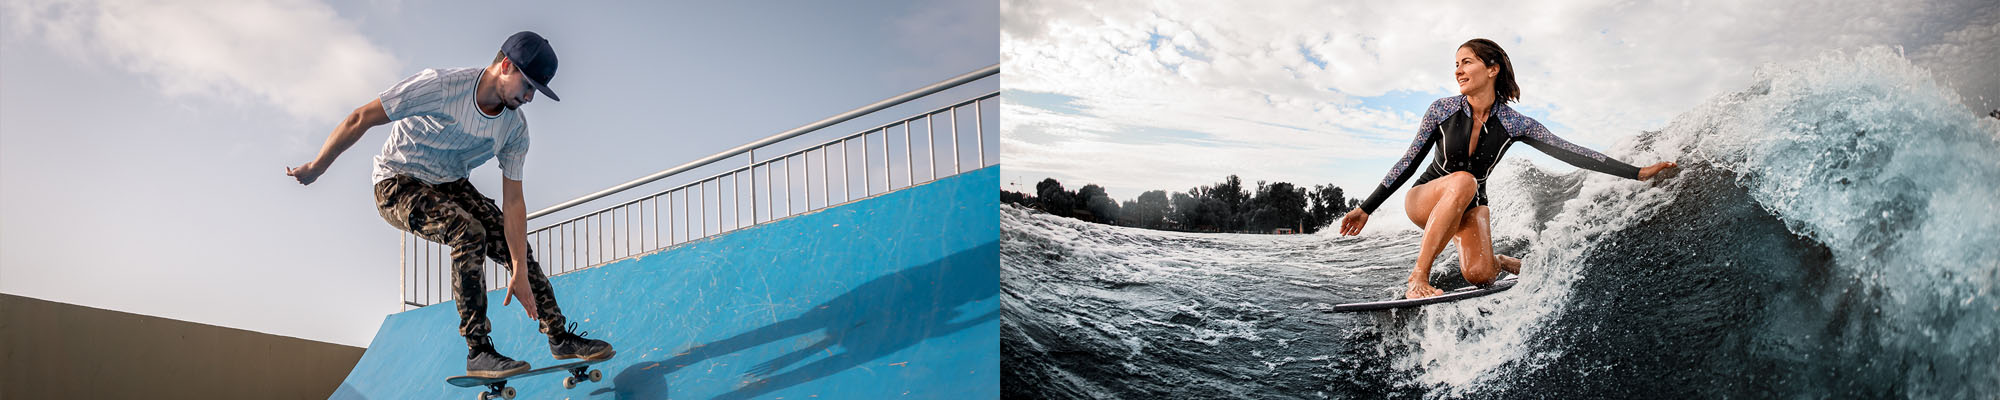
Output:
[1339,208,1369,236]
[1637,161,1679,181]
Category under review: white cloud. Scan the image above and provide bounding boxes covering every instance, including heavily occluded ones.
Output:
[1001,0,1998,202]
[3,0,400,122]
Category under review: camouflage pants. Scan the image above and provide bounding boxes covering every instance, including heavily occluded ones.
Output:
[374,175,567,349]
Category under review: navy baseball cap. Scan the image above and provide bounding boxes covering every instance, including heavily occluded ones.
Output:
[501,31,560,101]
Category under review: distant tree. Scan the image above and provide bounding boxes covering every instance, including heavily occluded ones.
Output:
[1008,175,1351,235]
[1246,181,1306,232]
[1117,199,1142,226]
[1036,178,1074,217]
[1001,190,1029,206]
[1193,197,1228,232]
[1213,175,1247,221]
[1076,184,1119,223]
[1169,191,1198,229]
[1304,184,1347,233]
[1127,190,1171,229]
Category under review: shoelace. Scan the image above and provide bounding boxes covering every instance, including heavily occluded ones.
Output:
[563,322,593,341]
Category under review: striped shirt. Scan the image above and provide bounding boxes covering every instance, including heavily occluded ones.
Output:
[370,67,530,184]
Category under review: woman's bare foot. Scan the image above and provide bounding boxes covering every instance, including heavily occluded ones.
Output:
[1497,254,1522,275]
[1405,280,1445,299]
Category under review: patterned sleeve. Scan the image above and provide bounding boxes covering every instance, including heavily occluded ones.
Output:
[1498,108,1640,179]
[377,69,444,122]
[1359,97,1454,214]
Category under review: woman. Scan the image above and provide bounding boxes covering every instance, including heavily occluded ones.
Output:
[1338,39,1677,300]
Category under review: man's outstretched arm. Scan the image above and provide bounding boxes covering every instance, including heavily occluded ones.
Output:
[287,99,389,185]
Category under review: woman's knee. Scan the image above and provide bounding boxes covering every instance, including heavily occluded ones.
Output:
[1462,258,1498,285]
[1440,172,1478,199]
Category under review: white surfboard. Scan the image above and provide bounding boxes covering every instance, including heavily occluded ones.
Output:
[1329,275,1518,312]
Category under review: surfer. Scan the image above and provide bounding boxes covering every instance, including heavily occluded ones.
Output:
[1337,38,1678,300]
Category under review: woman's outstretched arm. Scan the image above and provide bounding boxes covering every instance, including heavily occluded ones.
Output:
[1506,114,1644,179]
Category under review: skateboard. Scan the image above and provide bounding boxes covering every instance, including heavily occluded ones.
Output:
[446,355,613,400]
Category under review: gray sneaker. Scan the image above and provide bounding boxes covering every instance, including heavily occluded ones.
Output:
[467,346,531,378]
[549,323,615,360]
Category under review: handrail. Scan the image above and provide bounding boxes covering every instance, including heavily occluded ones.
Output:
[400,65,1000,309]
[525,64,999,221]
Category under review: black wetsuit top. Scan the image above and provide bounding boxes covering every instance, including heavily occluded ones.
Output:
[1359,96,1640,214]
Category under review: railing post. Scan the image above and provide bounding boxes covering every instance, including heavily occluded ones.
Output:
[904,123,914,188]
[927,113,938,181]
[975,100,985,167]
[879,128,888,193]
[404,230,412,310]
[821,146,831,206]
[948,107,956,174]
[842,139,851,203]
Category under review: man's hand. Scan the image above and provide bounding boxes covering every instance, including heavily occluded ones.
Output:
[285,161,325,185]
[1637,161,1679,181]
[502,270,540,320]
[287,99,389,187]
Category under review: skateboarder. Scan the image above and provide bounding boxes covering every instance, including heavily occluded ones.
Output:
[286,31,612,378]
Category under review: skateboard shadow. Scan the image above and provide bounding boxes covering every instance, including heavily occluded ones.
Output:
[593,241,999,399]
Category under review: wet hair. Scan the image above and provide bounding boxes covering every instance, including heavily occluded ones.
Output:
[1459,38,1519,104]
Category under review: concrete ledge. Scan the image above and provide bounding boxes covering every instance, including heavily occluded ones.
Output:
[1,293,364,399]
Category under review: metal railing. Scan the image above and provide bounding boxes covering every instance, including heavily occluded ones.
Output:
[400,65,1000,308]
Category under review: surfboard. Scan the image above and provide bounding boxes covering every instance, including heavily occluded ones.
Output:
[1329,275,1518,312]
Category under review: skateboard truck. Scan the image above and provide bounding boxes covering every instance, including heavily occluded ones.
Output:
[560,364,604,389]
[475,383,516,400]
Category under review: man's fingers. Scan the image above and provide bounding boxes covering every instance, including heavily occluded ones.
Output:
[516,292,539,319]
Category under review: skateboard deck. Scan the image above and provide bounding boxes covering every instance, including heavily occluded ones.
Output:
[446,354,615,400]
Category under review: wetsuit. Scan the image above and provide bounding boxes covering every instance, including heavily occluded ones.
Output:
[1359,96,1640,214]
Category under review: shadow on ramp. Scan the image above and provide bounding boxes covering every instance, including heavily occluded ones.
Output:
[598,242,998,399]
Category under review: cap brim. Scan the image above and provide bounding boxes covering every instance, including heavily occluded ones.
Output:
[525,76,560,102]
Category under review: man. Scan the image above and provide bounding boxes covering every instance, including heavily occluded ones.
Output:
[286,31,613,377]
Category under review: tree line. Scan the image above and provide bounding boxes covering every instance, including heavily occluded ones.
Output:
[1001,175,1358,234]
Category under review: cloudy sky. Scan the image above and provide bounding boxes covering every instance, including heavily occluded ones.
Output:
[999,0,1998,224]
[0,0,996,347]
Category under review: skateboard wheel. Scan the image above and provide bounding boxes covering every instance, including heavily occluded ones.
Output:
[563,376,577,389]
[500,387,516,399]
[477,393,489,400]
[589,369,603,382]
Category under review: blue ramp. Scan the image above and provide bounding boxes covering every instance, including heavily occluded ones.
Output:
[335,166,998,399]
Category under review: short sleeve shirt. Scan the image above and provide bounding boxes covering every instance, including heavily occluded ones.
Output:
[370,67,530,184]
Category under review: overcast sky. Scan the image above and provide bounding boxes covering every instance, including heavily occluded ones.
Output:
[998,0,1999,226]
[0,0,996,347]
